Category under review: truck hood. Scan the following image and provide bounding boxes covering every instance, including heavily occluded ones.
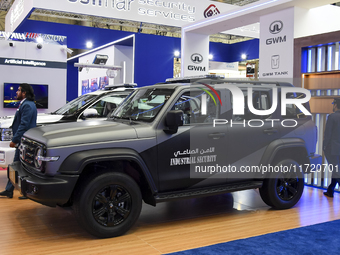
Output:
[24,119,138,147]
[0,113,63,128]
[37,113,64,124]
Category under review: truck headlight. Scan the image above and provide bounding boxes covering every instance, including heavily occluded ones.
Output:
[34,147,59,168]
[34,147,43,168]
[1,128,13,141]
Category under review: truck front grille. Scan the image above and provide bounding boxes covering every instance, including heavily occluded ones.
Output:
[20,137,44,169]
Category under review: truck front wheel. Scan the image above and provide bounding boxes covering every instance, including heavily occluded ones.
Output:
[73,172,142,238]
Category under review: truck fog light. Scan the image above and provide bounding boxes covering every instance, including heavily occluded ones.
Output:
[32,185,38,194]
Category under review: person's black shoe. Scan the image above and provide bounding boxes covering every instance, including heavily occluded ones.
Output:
[324,192,334,198]
[0,190,13,198]
[18,196,28,200]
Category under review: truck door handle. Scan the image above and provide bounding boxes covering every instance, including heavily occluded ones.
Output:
[263,128,278,135]
[208,132,225,139]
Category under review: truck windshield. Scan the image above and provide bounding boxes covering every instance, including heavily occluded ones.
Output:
[53,94,97,115]
[111,88,174,122]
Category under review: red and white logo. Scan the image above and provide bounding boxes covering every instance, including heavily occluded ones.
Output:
[204,4,220,18]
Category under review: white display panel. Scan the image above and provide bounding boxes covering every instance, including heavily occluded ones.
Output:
[259,7,294,80]
[0,40,67,116]
[181,32,209,77]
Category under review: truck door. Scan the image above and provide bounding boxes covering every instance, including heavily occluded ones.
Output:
[157,88,230,192]
[226,88,281,182]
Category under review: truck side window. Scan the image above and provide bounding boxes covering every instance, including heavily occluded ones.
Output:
[283,93,306,119]
[89,95,126,118]
[172,90,219,124]
[233,89,271,120]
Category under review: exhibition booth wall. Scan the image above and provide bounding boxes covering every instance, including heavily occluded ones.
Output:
[0,38,67,116]
[15,19,259,102]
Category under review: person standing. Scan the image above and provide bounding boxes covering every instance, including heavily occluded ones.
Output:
[323,98,340,198]
[0,83,37,199]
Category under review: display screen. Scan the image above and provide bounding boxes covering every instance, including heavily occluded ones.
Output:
[3,83,48,109]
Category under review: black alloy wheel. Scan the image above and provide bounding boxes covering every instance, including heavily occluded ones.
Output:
[275,175,299,201]
[92,185,132,227]
[74,172,142,238]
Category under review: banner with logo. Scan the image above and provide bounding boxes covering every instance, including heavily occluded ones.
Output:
[259,7,294,79]
[6,0,237,32]
[0,31,67,45]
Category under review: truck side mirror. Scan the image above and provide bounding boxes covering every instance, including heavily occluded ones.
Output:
[164,110,184,134]
[83,108,98,118]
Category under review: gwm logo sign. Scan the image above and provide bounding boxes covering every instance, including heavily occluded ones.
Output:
[266,20,286,45]
[269,20,283,34]
[188,53,205,72]
[188,66,206,71]
[191,53,203,64]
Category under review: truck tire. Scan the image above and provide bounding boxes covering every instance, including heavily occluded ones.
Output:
[259,159,304,209]
[73,172,142,238]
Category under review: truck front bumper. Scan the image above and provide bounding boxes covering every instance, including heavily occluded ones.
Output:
[8,161,79,207]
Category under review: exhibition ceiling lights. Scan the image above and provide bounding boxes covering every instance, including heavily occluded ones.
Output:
[0,0,12,11]
[0,0,13,30]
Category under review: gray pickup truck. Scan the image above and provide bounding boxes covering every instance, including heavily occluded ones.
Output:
[9,76,321,238]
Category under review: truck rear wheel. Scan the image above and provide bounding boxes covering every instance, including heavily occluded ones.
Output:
[259,159,304,209]
[73,172,142,238]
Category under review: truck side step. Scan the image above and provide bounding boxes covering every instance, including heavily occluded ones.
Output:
[155,181,263,203]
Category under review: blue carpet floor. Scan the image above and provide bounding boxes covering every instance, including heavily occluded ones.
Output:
[166,219,340,255]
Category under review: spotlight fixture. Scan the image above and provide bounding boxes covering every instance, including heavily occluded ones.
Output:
[36,37,44,44]
[209,54,213,60]
[86,41,93,49]
[241,53,247,60]
[9,42,14,47]
[37,43,43,49]
[174,50,180,57]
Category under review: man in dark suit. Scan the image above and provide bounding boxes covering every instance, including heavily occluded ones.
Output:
[0,83,37,199]
[323,98,340,197]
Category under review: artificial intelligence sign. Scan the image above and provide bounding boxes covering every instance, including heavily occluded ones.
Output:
[0,57,67,69]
